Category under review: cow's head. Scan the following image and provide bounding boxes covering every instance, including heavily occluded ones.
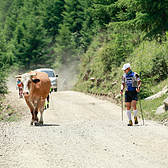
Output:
[14,73,39,96]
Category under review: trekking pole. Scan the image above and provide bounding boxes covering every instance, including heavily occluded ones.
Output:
[138,93,145,125]
[138,71,145,125]
[121,93,123,121]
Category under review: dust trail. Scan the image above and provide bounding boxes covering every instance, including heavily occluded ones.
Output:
[7,69,27,92]
[54,62,79,91]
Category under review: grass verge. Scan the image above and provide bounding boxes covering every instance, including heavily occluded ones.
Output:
[0,96,20,122]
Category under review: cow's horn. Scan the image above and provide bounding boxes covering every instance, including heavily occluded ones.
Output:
[13,75,21,78]
[30,73,37,76]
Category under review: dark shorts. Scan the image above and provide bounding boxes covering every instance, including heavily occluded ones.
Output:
[125,91,137,102]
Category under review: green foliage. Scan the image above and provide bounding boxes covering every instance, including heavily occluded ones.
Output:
[130,40,168,95]
[55,24,80,66]
[114,0,168,39]
[91,0,118,28]
[54,0,86,65]
[0,0,13,30]
[0,69,8,94]
[39,0,65,38]
[2,0,24,42]
[0,102,20,122]
[79,0,94,51]
[139,94,168,121]
[78,29,139,87]
[75,32,168,100]
[63,0,84,33]
[99,32,134,72]
[0,36,9,94]
[12,16,52,70]
[151,54,168,82]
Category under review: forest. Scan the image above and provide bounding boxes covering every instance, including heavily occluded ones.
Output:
[0,0,168,101]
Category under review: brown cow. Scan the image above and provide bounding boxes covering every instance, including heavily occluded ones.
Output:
[14,71,51,126]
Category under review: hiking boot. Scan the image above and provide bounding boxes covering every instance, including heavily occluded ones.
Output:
[134,116,138,124]
[127,120,133,126]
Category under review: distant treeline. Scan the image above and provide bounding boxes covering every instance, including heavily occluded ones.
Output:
[0,0,168,94]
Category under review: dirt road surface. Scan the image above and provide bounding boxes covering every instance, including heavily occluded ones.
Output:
[0,89,168,168]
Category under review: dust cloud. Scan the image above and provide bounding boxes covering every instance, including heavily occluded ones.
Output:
[54,62,79,91]
[7,62,79,92]
[7,73,19,91]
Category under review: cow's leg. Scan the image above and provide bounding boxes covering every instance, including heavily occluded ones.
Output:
[33,110,39,126]
[25,98,35,125]
[39,100,45,125]
[33,106,39,126]
[29,101,36,125]
[30,111,34,125]
[33,99,42,126]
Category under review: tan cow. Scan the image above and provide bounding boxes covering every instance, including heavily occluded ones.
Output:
[14,71,51,125]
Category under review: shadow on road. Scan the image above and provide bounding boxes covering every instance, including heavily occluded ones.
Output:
[35,124,60,127]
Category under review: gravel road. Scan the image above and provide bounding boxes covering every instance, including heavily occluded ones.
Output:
[0,90,168,168]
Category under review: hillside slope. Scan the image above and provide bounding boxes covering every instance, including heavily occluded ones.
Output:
[73,34,168,122]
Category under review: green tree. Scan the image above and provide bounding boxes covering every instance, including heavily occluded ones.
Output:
[99,30,134,72]
[91,0,118,28]
[151,54,168,82]
[2,0,24,41]
[0,0,14,31]
[39,0,65,38]
[115,0,168,39]
[0,36,10,94]
[12,16,52,70]
[79,0,94,52]
[55,24,79,65]
[63,0,84,33]
[80,0,119,51]
[54,0,85,66]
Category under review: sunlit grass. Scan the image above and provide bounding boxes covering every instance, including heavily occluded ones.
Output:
[136,94,168,121]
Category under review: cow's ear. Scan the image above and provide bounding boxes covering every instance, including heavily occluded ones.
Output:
[32,79,40,83]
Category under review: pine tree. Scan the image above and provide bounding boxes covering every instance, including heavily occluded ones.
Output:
[0,36,9,94]
[2,0,24,41]
[55,24,79,65]
[63,0,84,33]
[0,0,14,31]
[91,0,118,28]
[54,0,85,66]
[115,0,168,39]
[79,0,94,52]
[39,0,65,38]
[12,15,52,70]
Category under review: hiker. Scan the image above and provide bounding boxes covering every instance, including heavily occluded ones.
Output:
[44,88,52,109]
[120,63,141,126]
[63,78,67,91]
[16,77,23,98]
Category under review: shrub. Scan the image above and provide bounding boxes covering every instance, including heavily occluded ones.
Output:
[0,66,8,95]
[151,54,168,82]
